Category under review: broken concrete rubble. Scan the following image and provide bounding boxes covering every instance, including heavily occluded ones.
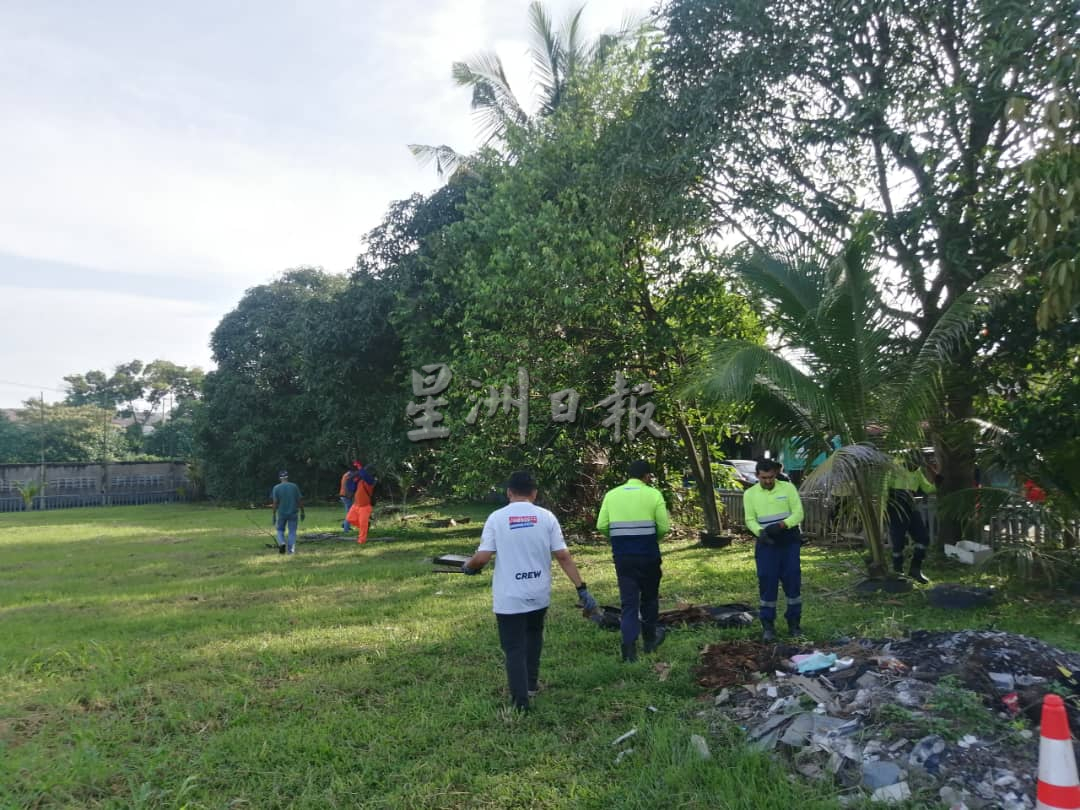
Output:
[695,630,1080,807]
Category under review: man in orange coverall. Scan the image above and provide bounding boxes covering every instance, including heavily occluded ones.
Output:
[348,463,376,544]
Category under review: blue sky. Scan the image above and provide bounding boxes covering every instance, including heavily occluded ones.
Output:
[0,0,644,407]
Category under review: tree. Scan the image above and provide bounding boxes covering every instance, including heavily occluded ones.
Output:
[63,359,205,444]
[693,234,988,576]
[404,42,759,529]
[0,401,125,463]
[196,268,347,500]
[1007,41,1080,328]
[408,1,642,177]
[651,0,1080,538]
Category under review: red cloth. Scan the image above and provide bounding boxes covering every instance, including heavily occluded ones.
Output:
[1023,479,1047,503]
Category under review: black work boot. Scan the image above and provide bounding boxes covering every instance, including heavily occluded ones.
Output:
[892,555,904,574]
[643,626,666,654]
[621,642,638,663]
[908,565,929,584]
[788,621,803,638]
[761,620,777,643]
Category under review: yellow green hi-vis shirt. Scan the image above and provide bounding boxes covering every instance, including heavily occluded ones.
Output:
[743,480,804,538]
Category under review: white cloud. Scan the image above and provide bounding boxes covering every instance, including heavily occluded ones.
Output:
[0,286,219,405]
[0,0,647,406]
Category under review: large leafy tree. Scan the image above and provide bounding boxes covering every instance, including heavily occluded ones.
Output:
[650,0,1080,537]
[408,1,640,177]
[196,268,346,500]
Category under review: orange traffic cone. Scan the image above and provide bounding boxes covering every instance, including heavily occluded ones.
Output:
[1037,693,1080,810]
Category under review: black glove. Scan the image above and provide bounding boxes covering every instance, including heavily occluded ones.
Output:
[576,583,598,612]
[461,564,480,575]
[764,522,785,540]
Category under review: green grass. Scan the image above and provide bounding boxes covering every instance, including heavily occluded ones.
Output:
[1,503,1077,809]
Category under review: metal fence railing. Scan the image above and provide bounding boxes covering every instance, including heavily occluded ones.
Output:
[0,491,188,513]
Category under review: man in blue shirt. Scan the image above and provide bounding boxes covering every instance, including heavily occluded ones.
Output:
[271,471,304,555]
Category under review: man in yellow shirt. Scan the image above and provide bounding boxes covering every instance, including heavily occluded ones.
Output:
[597,460,670,662]
[743,459,805,641]
[886,455,938,584]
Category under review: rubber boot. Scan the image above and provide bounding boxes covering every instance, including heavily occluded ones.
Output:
[788,620,803,637]
[892,554,904,575]
[761,620,777,643]
[909,548,929,584]
[643,626,666,654]
[621,642,638,663]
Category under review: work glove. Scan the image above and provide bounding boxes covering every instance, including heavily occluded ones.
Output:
[576,583,598,612]
[461,564,480,575]
[300,509,306,523]
[764,522,785,541]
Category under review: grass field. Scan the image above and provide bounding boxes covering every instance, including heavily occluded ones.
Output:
[2,502,1077,809]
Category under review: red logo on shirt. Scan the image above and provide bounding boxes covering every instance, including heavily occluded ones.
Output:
[508,515,539,530]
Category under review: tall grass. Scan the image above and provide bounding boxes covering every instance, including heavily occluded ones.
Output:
[1,503,1076,808]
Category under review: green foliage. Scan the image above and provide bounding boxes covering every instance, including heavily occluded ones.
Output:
[650,0,1080,522]
[408,2,648,177]
[401,42,758,521]
[1006,41,1080,329]
[0,401,126,463]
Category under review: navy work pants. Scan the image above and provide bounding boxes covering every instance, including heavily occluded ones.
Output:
[887,490,929,570]
[614,555,662,646]
[755,534,802,624]
[496,608,547,710]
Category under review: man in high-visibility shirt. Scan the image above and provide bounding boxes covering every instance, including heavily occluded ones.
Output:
[886,455,938,584]
[597,460,670,663]
[743,458,804,641]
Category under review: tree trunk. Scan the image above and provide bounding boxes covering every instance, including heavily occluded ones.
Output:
[674,418,723,536]
[932,370,979,545]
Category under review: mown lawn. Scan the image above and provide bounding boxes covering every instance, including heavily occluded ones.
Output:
[1,502,1077,809]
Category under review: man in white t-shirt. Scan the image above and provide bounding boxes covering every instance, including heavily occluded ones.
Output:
[462,470,598,711]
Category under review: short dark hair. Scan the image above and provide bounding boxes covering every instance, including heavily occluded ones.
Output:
[629,459,652,479]
[506,470,537,496]
[755,459,781,474]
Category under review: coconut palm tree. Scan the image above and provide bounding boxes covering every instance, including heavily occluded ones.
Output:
[693,232,995,577]
[408,2,641,178]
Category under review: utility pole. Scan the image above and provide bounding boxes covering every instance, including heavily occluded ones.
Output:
[39,392,45,509]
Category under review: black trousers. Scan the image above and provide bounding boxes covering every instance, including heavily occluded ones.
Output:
[887,490,929,569]
[614,555,662,646]
[496,608,547,709]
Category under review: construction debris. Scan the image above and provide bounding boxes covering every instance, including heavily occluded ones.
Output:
[695,631,1080,808]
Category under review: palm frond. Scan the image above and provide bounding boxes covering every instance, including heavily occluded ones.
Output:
[528,1,562,116]
[452,55,527,144]
[406,144,469,179]
[800,443,893,498]
[692,341,844,445]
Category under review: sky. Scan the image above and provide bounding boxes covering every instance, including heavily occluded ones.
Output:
[0,0,647,408]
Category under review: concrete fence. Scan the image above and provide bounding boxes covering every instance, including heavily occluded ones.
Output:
[0,461,191,513]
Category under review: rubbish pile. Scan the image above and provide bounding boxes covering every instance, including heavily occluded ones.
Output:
[696,630,1080,808]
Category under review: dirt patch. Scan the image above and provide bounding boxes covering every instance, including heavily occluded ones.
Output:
[696,639,785,690]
